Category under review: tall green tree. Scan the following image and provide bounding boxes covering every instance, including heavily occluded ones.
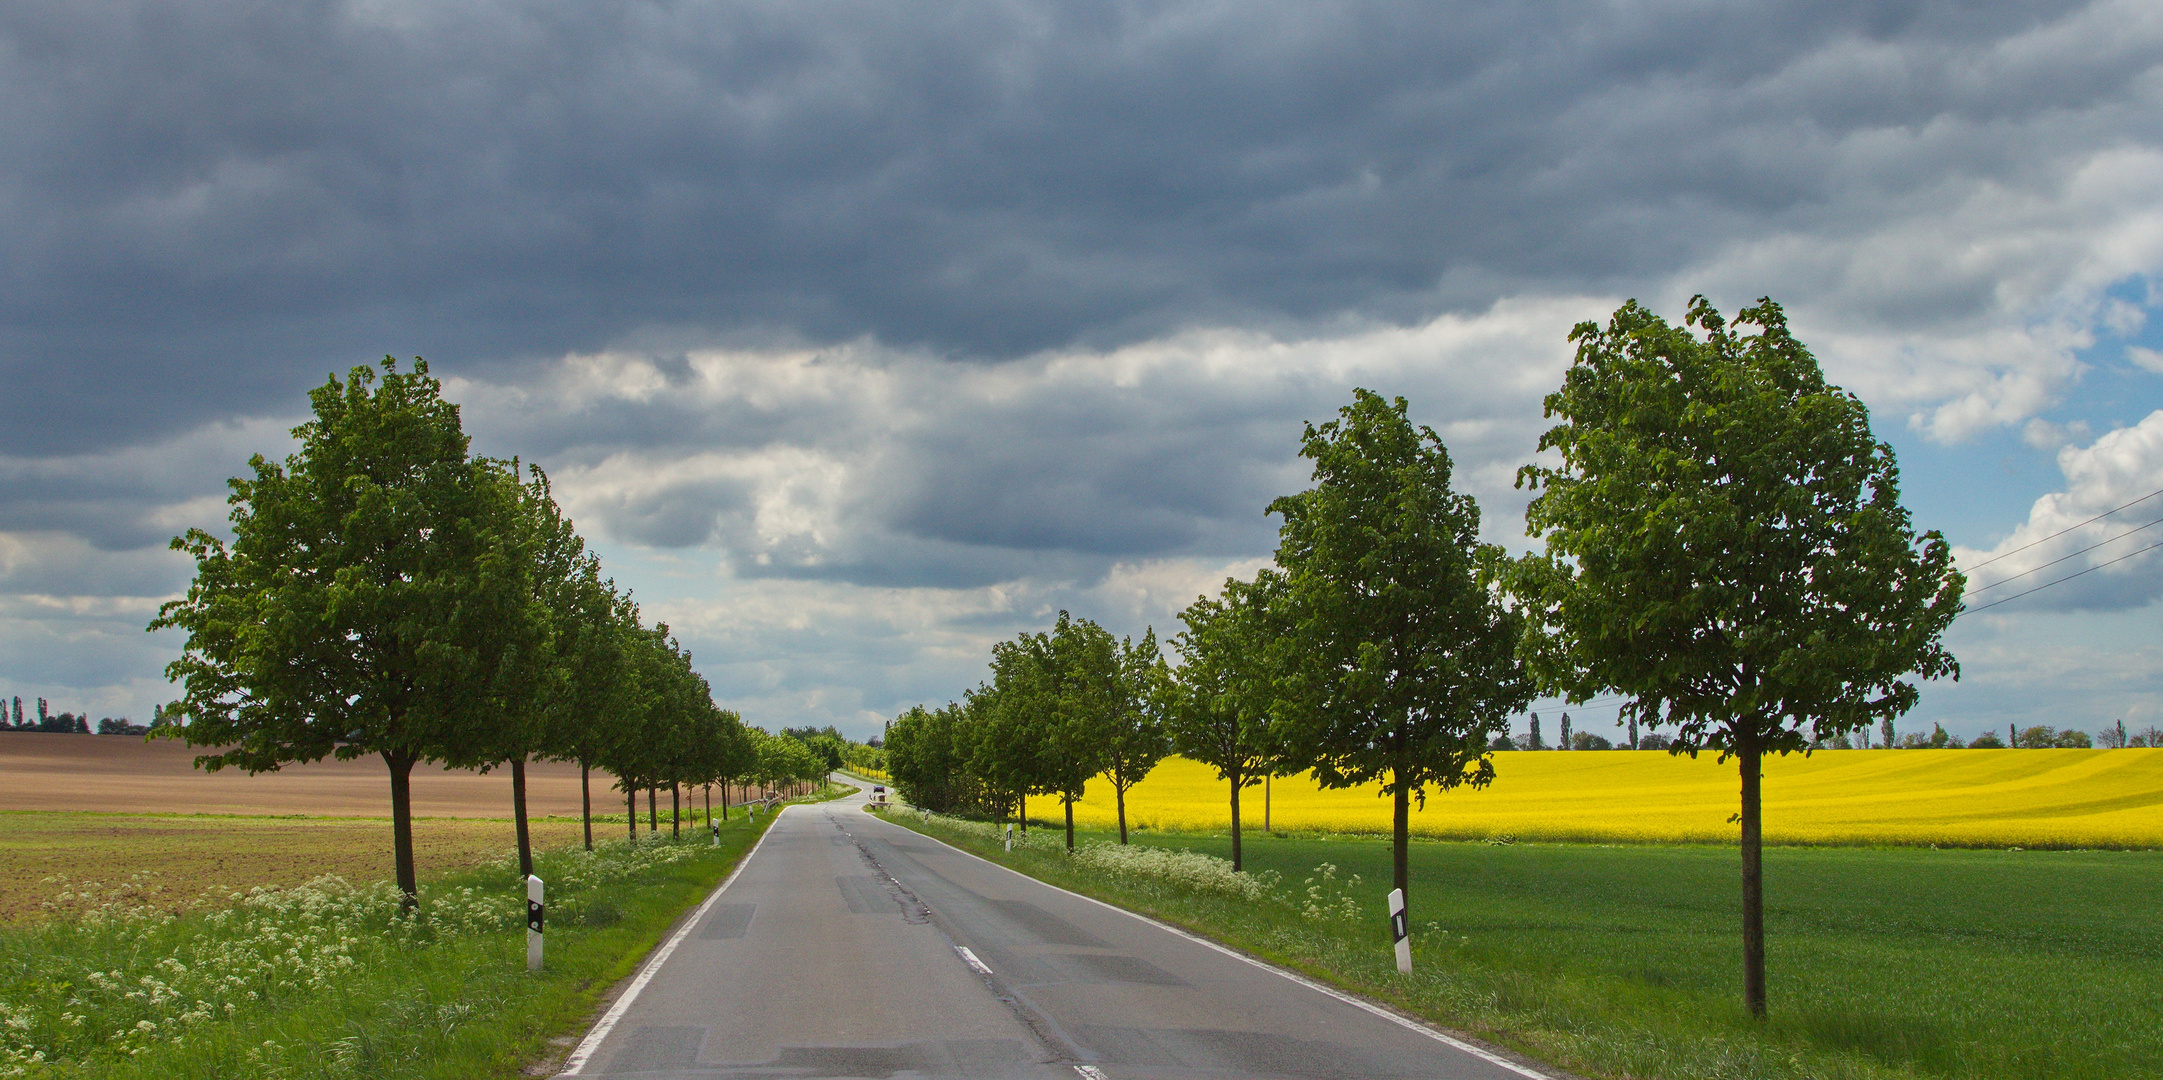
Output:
[1041,612,1119,852]
[443,461,571,879]
[886,704,975,812]
[1509,297,1963,1017]
[970,633,1058,833]
[1098,628,1172,845]
[1269,389,1531,911]
[151,359,533,904]
[1168,571,1291,872]
[553,574,642,849]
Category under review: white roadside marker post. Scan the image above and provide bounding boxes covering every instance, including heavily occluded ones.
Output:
[1388,888,1411,974]
[527,874,545,971]
[1004,823,1013,852]
[710,820,720,846]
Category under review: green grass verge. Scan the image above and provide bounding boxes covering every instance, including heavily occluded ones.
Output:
[0,797,802,1080]
[885,813,2162,1080]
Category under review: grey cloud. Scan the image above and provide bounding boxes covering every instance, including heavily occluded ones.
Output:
[5,0,2153,452]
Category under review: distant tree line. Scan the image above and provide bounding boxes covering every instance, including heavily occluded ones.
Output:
[0,696,157,734]
[1482,713,2140,751]
[150,358,793,905]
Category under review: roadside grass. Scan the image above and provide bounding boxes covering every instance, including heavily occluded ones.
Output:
[0,800,795,1079]
[885,811,2163,1080]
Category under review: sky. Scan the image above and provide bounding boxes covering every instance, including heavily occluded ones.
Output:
[3,0,2161,744]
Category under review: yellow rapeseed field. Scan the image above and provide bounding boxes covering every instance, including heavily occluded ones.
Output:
[1040,749,2163,848]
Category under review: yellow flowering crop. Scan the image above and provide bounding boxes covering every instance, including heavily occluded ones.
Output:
[1041,749,2163,848]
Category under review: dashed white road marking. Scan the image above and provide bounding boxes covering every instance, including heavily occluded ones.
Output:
[899,822,1556,1080]
[1072,1065,1109,1079]
[956,946,993,975]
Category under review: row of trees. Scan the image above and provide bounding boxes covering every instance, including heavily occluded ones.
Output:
[893,298,1968,1019]
[885,614,1169,848]
[0,697,95,733]
[152,359,791,904]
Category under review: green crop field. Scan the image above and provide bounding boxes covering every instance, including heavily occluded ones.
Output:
[889,812,2163,1080]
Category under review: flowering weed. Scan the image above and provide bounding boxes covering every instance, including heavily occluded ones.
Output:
[0,824,765,1079]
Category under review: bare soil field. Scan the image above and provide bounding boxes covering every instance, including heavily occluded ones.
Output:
[0,730,608,816]
[0,812,600,921]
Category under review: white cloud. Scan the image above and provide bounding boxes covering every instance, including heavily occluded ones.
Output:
[453,294,1607,581]
[1692,144,2163,442]
[1955,410,2163,611]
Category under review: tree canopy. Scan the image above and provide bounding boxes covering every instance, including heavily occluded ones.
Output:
[152,358,754,900]
[1168,571,1293,871]
[1508,297,1964,1015]
[1266,389,1532,908]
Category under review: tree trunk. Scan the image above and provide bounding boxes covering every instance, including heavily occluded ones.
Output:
[671,782,681,838]
[1740,744,1767,1017]
[1017,791,1026,835]
[721,778,730,821]
[1392,777,1410,915]
[704,784,712,828]
[648,787,658,833]
[512,756,533,879]
[580,760,593,851]
[1264,773,1271,834]
[1229,771,1243,873]
[1064,795,1075,852]
[1116,783,1129,845]
[628,786,637,841]
[385,750,419,909]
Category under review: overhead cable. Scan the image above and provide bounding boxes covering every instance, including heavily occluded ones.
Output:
[1962,515,2163,597]
[1960,535,2163,617]
[1962,485,2163,572]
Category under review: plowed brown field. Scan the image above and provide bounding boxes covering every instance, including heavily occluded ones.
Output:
[0,732,755,920]
[0,730,605,816]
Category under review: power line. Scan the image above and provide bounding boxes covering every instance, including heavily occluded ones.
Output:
[1960,535,2163,616]
[1963,515,2163,597]
[1962,485,2163,572]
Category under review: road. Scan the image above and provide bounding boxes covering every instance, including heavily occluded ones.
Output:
[556,780,1553,1080]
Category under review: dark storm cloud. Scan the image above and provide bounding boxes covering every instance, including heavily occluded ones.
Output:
[451,297,1581,591]
[4,0,2149,452]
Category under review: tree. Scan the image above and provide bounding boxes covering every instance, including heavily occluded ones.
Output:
[436,460,557,878]
[1509,298,1963,1017]
[970,635,1058,834]
[887,704,974,812]
[1268,389,1532,911]
[552,573,643,849]
[1168,571,1292,872]
[1041,612,1117,852]
[800,734,847,775]
[1098,629,1172,844]
[152,358,538,905]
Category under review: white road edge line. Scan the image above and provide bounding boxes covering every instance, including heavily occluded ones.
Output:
[956,946,994,975]
[557,808,789,1077]
[1073,1066,1110,1079]
[898,822,1556,1080]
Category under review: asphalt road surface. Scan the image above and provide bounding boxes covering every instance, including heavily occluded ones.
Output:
[556,781,1552,1080]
